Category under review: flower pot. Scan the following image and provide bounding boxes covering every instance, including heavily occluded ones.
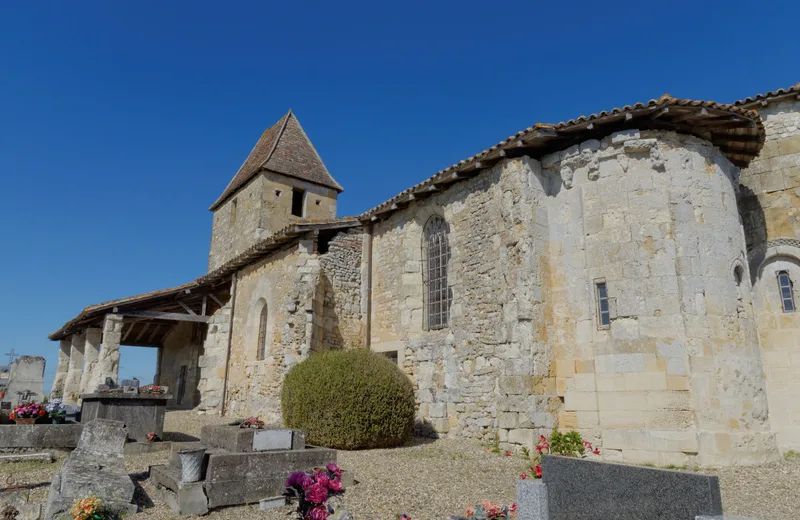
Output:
[15,418,36,425]
[51,416,65,424]
[178,447,206,483]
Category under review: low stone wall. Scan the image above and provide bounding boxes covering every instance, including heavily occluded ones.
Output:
[0,424,82,449]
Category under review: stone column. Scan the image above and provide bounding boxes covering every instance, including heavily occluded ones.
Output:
[49,338,71,399]
[62,332,85,405]
[89,314,123,389]
[154,346,164,385]
[80,327,102,395]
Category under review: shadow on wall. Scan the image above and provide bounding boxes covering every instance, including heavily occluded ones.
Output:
[737,183,768,284]
[320,271,345,350]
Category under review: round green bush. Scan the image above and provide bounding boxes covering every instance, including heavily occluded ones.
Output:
[281,349,416,450]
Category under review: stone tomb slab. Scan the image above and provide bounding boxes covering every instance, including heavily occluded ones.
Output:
[80,392,170,443]
[0,424,83,449]
[204,446,336,508]
[541,455,723,520]
[201,424,305,452]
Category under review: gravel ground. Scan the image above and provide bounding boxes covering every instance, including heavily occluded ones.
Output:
[1,411,798,519]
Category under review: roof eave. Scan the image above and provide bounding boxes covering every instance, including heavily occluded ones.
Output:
[359,99,765,222]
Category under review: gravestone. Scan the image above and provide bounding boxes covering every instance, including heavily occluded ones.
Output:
[540,456,723,520]
[516,479,549,520]
[43,419,137,520]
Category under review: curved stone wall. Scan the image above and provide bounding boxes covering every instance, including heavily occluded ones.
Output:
[541,129,776,466]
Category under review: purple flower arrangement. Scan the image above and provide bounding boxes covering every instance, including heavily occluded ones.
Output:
[284,463,345,520]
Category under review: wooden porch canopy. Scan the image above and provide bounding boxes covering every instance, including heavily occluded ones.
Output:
[48,280,232,347]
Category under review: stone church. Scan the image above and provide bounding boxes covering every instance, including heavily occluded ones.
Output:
[50,82,800,466]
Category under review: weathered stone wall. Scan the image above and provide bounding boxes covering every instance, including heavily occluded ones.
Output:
[224,242,320,423]
[197,298,232,411]
[369,128,777,465]
[370,156,546,442]
[159,322,203,409]
[320,229,365,349]
[739,99,800,252]
[208,171,338,271]
[541,130,774,466]
[739,99,800,453]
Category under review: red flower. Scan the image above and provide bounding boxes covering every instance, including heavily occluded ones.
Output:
[39,410,46,416]
[534,464,543,478]
[8,413,14,420]
[520,473,528,479]
[593,448,601,455]
[510,504,517,513]
[504,450,512,457]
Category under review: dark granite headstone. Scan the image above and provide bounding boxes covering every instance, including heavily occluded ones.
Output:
[542,456,723,520]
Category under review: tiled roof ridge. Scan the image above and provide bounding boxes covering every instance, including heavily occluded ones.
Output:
[358,96,764,220]
[49,217,363,340]
[734,82,800,107]
[209,110,292,210]
[198,217,361,284]
[209,110,343,211]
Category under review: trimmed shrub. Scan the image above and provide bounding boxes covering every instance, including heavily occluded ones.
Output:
[281,349,416,450]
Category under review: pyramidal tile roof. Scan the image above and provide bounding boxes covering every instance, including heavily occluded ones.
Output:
[210,110,343,210]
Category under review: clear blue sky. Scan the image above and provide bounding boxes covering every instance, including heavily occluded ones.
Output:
[1,1,797,391]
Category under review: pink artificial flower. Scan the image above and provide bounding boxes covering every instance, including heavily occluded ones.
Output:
[465,505,475,517]
[300,475,314,490]
[325,463,341,474]
[328,478,343,492]
[305,482,328,504]
[307,505,330,520]
[315,472,330,488]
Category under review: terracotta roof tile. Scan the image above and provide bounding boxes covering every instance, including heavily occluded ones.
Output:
[359,97,765,220]
[210,111,343,210]
[734,82,800,107]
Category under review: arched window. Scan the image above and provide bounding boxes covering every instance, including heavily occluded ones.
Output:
[778,271,795,312]
[257,304,269,360]
[423,216,451,330]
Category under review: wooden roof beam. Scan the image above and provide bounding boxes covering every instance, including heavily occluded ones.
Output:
[115,310,210,324]
[669,108,709,124]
